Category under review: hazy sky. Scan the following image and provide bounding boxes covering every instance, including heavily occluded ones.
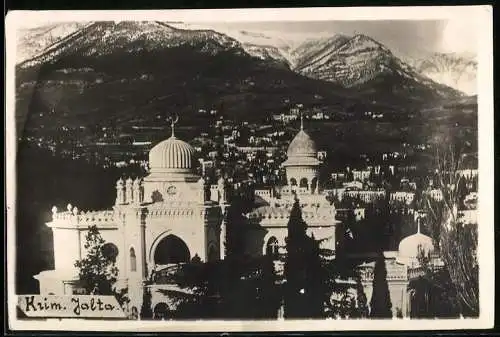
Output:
[17,18,477,58]
[186,20,477,57]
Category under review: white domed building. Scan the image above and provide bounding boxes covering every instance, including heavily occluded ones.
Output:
[358,218,443,318]
[282,122,321,193]
[34,117,444,319]
[397,220,435,267]
[244,117,337,258]
[35,122,231,316]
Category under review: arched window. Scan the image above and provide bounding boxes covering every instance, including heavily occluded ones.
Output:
[101,243,119,263]
[151,190,163,203]
[300,178,308,188]
[153,302,169,320]
[290,178,297,186]
[266,236,279,258]
[130,306,139,320]
[311,177,318,193]
[130,247,137,272]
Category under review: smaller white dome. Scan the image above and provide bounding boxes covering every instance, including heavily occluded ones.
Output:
[397,230,434,266]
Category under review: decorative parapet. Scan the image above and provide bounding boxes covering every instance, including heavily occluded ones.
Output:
[77,210,116,225]
[49,204,117,228]
[146,207,204,219]
[246,203,335,225]
[359,261,408,283]
[407,266,426,280]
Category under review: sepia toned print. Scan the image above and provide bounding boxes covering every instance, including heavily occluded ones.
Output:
[6,7,493,331]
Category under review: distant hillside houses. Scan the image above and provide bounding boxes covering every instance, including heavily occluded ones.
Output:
[317,151,327,161]
[382,152,406,161]
[336,207,366,222]
[331,172,346,181]
[390,191,415,206]
[352,169,371,182]
[364,111,384,119]
[327,184,386,204]
[310,112,330,120]
[424,189,444,201]
[248,135,273,145]
[457,168,478,179]
[265,131,286,138]
[272,113,298,122]
[344,189,386,203]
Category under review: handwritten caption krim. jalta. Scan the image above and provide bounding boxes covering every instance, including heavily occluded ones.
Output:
[18,295,127,318]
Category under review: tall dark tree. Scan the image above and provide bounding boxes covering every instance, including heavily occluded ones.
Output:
[284,196,324,318]
[140,286,153,320]
[305,233,325,318]
[158,255,280,319]
[369,253,393,318]
[256,255,281,318]
[405,237,464,318]
[354,273,369,318]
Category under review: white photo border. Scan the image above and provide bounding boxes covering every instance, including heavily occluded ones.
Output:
[6,5,494,332]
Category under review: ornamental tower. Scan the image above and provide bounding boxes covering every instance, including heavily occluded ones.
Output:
[282,115,321,194]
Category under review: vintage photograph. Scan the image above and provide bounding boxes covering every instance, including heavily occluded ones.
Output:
[6,7,493,331]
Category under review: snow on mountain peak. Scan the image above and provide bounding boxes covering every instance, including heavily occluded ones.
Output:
[405,52,477,95]
[15,22,469,98]
[17,21,245,68]
[17,22,92,63]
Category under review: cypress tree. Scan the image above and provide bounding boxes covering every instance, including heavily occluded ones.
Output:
[305,232,324,318]
[284,197,308,318]
[284,196,324,318]
[369,253,393,318]
[139,286,153,320]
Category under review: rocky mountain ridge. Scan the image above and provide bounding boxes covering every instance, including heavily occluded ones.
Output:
[15,21,470,135]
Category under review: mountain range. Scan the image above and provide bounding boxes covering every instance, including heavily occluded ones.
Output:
[166,22,477,95]
[15,21,475,134]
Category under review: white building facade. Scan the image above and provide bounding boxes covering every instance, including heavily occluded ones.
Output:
[244,122,338,258]
[35,126,230,315]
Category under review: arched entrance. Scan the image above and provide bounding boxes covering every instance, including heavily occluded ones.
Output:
[153,235,191,265]
[153,302,170,320]
[265,236,279,258]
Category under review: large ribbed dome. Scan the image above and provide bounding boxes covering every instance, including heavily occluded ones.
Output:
[149,135,195,171]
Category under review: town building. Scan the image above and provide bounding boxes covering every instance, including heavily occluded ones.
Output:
[390,191,416,206]
[33,118,472,319]
[35,122,231,315]
[358,219,444,317]
[244,118,338,258]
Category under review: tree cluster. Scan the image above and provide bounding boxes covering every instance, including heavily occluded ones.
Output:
[74,226,129,308]
[423,141,479,317]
